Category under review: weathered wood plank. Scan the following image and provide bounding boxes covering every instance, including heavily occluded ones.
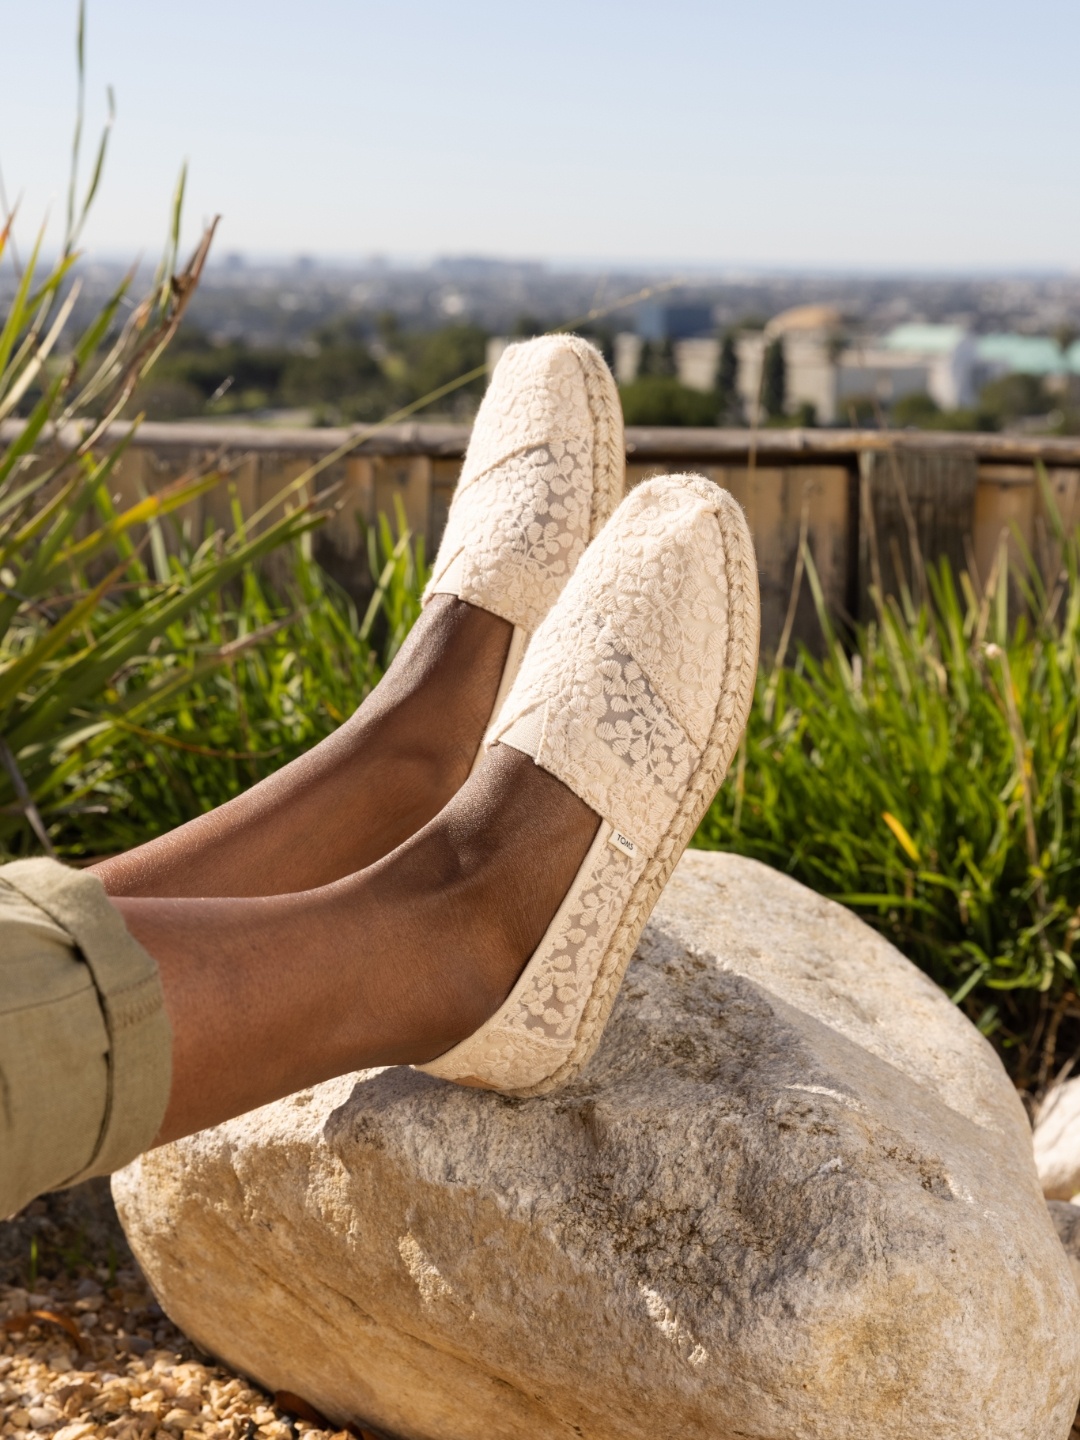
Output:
[11,418,1080,466]
[859,449,978,615]
[974,465,1038,589]
[13,419,1080,646]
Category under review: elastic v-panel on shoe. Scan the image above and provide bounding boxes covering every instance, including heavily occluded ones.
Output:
[428,547,466,597]
[499,704,544,760]
[424,442,594,631]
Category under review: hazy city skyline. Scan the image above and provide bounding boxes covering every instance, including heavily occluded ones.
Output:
[3,0,1079,273]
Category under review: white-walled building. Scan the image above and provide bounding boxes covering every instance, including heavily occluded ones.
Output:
[736,305,845,423]
[874,324,978,410]
[613,332,644,384]
[737,314,978,423]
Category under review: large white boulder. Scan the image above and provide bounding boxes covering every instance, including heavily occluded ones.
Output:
[114,851,1080,1440]
[1036,1079,1080,1200]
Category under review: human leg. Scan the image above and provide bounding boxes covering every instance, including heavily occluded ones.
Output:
[1,743,597,1214]
[95,333,624,902]
[113,744,599,1144]
[93,596,512,899]
[123,471,758,1133]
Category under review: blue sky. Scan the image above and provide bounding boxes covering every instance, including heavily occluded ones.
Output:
[2,0,1078,270]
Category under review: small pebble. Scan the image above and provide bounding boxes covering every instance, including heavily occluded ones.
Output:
[162,1407,200,1430]
[0,1260,390,1440]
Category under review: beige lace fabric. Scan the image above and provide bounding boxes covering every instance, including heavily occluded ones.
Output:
[420,476,760,1095]
[424,335,624,631]
[421,823,648,1093]
[490,478,738,853]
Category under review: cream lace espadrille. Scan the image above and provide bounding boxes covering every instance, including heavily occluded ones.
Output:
[419,474,760,1096]
[424,335,625,754]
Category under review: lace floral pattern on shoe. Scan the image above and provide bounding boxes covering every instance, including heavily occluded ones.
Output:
[423,335,620,630]
[570,490,735,749]
[421,825,645,1092]
[498,622,700,856]
[509,835,643,1045]
[459,340,595,482]
[489,481,737,850]
[429,440,594,631]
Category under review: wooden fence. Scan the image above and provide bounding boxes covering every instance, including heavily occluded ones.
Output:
[9,420,1080,655]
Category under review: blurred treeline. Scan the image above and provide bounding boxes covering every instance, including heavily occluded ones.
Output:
[130,313,491,425]
[124,314,1080,434]
[876,373,1080,435]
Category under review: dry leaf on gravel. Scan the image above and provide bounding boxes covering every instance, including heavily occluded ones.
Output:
[2,1310,86,1350]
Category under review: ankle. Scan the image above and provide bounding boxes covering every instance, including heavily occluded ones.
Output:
[414,747,602,1032]
[350,596,511,793]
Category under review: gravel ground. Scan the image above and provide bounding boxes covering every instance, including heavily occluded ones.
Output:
[0,1182,384,1440]
[2,1179,1077,1439]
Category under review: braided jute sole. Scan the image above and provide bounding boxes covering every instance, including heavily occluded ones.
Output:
[463,335,626,769]
[505,483,760,1098]
[556,333,626,540]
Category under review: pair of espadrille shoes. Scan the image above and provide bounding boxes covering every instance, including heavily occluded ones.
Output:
[416,335,760,1098]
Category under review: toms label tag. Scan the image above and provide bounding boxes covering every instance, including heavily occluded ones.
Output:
[609,829,637,857]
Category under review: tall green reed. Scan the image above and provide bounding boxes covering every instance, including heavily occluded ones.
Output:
[697,470,1080,1090]
[0,1,323,855]
[39,508,427,858]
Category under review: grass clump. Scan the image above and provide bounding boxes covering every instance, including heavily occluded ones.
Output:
[0,2,331,858]
[32,512,426,859]
[697,488,1080,1090]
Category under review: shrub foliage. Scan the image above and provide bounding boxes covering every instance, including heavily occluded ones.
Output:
[697,486,1080,1089]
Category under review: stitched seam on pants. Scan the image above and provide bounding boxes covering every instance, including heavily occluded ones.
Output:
[0,978,99,1019]
[106,983,168,1031]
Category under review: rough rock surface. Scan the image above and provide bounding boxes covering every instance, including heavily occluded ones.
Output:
[1036,1079,1080,1200]
[114,851,1080,1440]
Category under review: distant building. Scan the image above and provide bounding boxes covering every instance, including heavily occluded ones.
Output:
[486,336,511,375]
[736,305,846,423]
[975,333,1070,380]
[634,301,714,342]
[614,333,644,384]
[673,338,721,392]
[834,347,936,415]
[612,333,722,391]
[875,324,978,409]
[738,316,978,423]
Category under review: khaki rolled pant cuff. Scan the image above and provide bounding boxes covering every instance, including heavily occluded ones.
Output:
[1,858,171,1217]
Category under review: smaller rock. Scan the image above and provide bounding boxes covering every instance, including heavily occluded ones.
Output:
[1035,1079,1080,1199]
[54,1424,98,1440]
[1049,1200,1080,1295]
[163,1407,201,1430]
